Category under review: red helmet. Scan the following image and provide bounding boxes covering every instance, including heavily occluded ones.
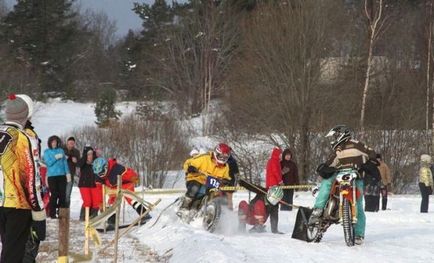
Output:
[213,143,231,165]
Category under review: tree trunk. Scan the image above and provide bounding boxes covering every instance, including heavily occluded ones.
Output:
[360,33,375,133]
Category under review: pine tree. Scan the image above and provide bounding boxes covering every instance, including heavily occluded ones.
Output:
[94,88,121,127]
[1,0,79,94]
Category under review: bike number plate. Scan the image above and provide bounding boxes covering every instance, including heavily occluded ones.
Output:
[206,176,220,189]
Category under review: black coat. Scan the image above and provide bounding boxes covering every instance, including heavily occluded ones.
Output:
[77,147,97,188]
[227,155,239,187]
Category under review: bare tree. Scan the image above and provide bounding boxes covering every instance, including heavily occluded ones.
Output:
[360,0,390,132]
[225,0,340,181]
[147,0,240,135]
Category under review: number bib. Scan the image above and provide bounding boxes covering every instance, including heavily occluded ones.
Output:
[206,176,220,189]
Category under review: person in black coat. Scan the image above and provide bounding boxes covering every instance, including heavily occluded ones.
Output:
[224,154,239,210]
[362,159,382,212]
[280,149,299,211]
[77,146,100,220]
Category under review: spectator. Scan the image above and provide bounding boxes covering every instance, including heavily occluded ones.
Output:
[265,147,284,234]
[280,149,299,211]
[18,94,48,262]
[225,153,240,210]
[43,136,71,218]
[78,146,101,221]
[377,154,392,210]
[63,136,80,207]
[93,157,151,230]
[0,94,45,262]
[419,154,433,213]
[363,159,381,212]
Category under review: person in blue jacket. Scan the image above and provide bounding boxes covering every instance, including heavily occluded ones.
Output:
[43,136,71,219]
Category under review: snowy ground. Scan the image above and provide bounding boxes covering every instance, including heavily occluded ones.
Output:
[135,191,434,263]
[30,188,434,262]
[14,100,434,262]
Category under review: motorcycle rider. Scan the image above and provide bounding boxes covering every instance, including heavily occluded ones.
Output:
[178,143,231,218]
[308,125,377,245]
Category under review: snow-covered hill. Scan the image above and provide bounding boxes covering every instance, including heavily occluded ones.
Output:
[31,98,137,148]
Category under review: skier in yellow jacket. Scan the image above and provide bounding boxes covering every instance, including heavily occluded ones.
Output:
[178,143,231,217]
[0,94,45,262]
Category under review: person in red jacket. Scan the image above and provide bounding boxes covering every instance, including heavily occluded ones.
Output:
[93,157,151,229]
[266,147,283,188]
[265,147,283,233]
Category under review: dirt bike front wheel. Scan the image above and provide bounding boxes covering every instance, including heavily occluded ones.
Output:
[202,199,222,233]
[342,198,355,247]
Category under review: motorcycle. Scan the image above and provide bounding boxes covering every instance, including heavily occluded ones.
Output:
[177,175,224,233]
[306,168,361,246]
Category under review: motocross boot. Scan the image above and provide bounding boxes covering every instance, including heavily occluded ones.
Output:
[355,236,364,245]
[177,196,193,219]
[308,208,324,225]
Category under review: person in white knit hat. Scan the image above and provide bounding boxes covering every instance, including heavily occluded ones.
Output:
[419,154,433,213]
[0,94,45,262]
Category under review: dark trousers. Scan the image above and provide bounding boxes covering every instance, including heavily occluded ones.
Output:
[364,195,379,212]
[419,183,431,213]
[266,204,279,233]
[48,176,67,218]
[281,189,294,211]
[380,186,388,210]
[0,207,32,263]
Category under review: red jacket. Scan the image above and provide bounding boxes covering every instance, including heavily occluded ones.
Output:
[266,148,282,189]
[104,159,139,188]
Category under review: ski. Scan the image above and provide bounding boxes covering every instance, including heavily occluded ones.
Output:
[96,217,152,232]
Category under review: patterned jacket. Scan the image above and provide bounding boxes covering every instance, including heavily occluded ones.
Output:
[0,123,43,211]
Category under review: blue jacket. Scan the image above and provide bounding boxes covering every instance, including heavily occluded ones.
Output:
[43,148,70,177]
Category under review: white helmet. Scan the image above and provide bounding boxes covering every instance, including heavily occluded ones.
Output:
[16,94,34,119]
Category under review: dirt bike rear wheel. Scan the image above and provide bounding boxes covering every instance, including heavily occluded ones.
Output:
[306,223,323,243]
[342,199,355,247]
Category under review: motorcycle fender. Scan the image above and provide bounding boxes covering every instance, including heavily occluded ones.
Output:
[341,190,354,202]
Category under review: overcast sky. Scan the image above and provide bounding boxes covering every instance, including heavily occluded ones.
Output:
[5,0,154,36]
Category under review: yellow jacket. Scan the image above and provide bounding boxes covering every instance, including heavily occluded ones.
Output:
[0,124,42,210]
[378,161,392,185]
[419,166,433,187]
[183,152,230,185]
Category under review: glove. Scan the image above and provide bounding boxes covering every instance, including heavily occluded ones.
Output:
[32,210,46,221]
[31,219,46,241]
[66,174,72,183]
[428,186,433,195]
[187,166,198,173]
[316,163,336,179]
[312,185,319,197]
[55,153,63,160]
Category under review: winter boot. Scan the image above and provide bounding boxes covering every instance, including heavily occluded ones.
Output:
[308,208,324,225]
[79,207,85,221]
[90,208,99,219]
[249,224,266,233]
[132,202,152,223]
